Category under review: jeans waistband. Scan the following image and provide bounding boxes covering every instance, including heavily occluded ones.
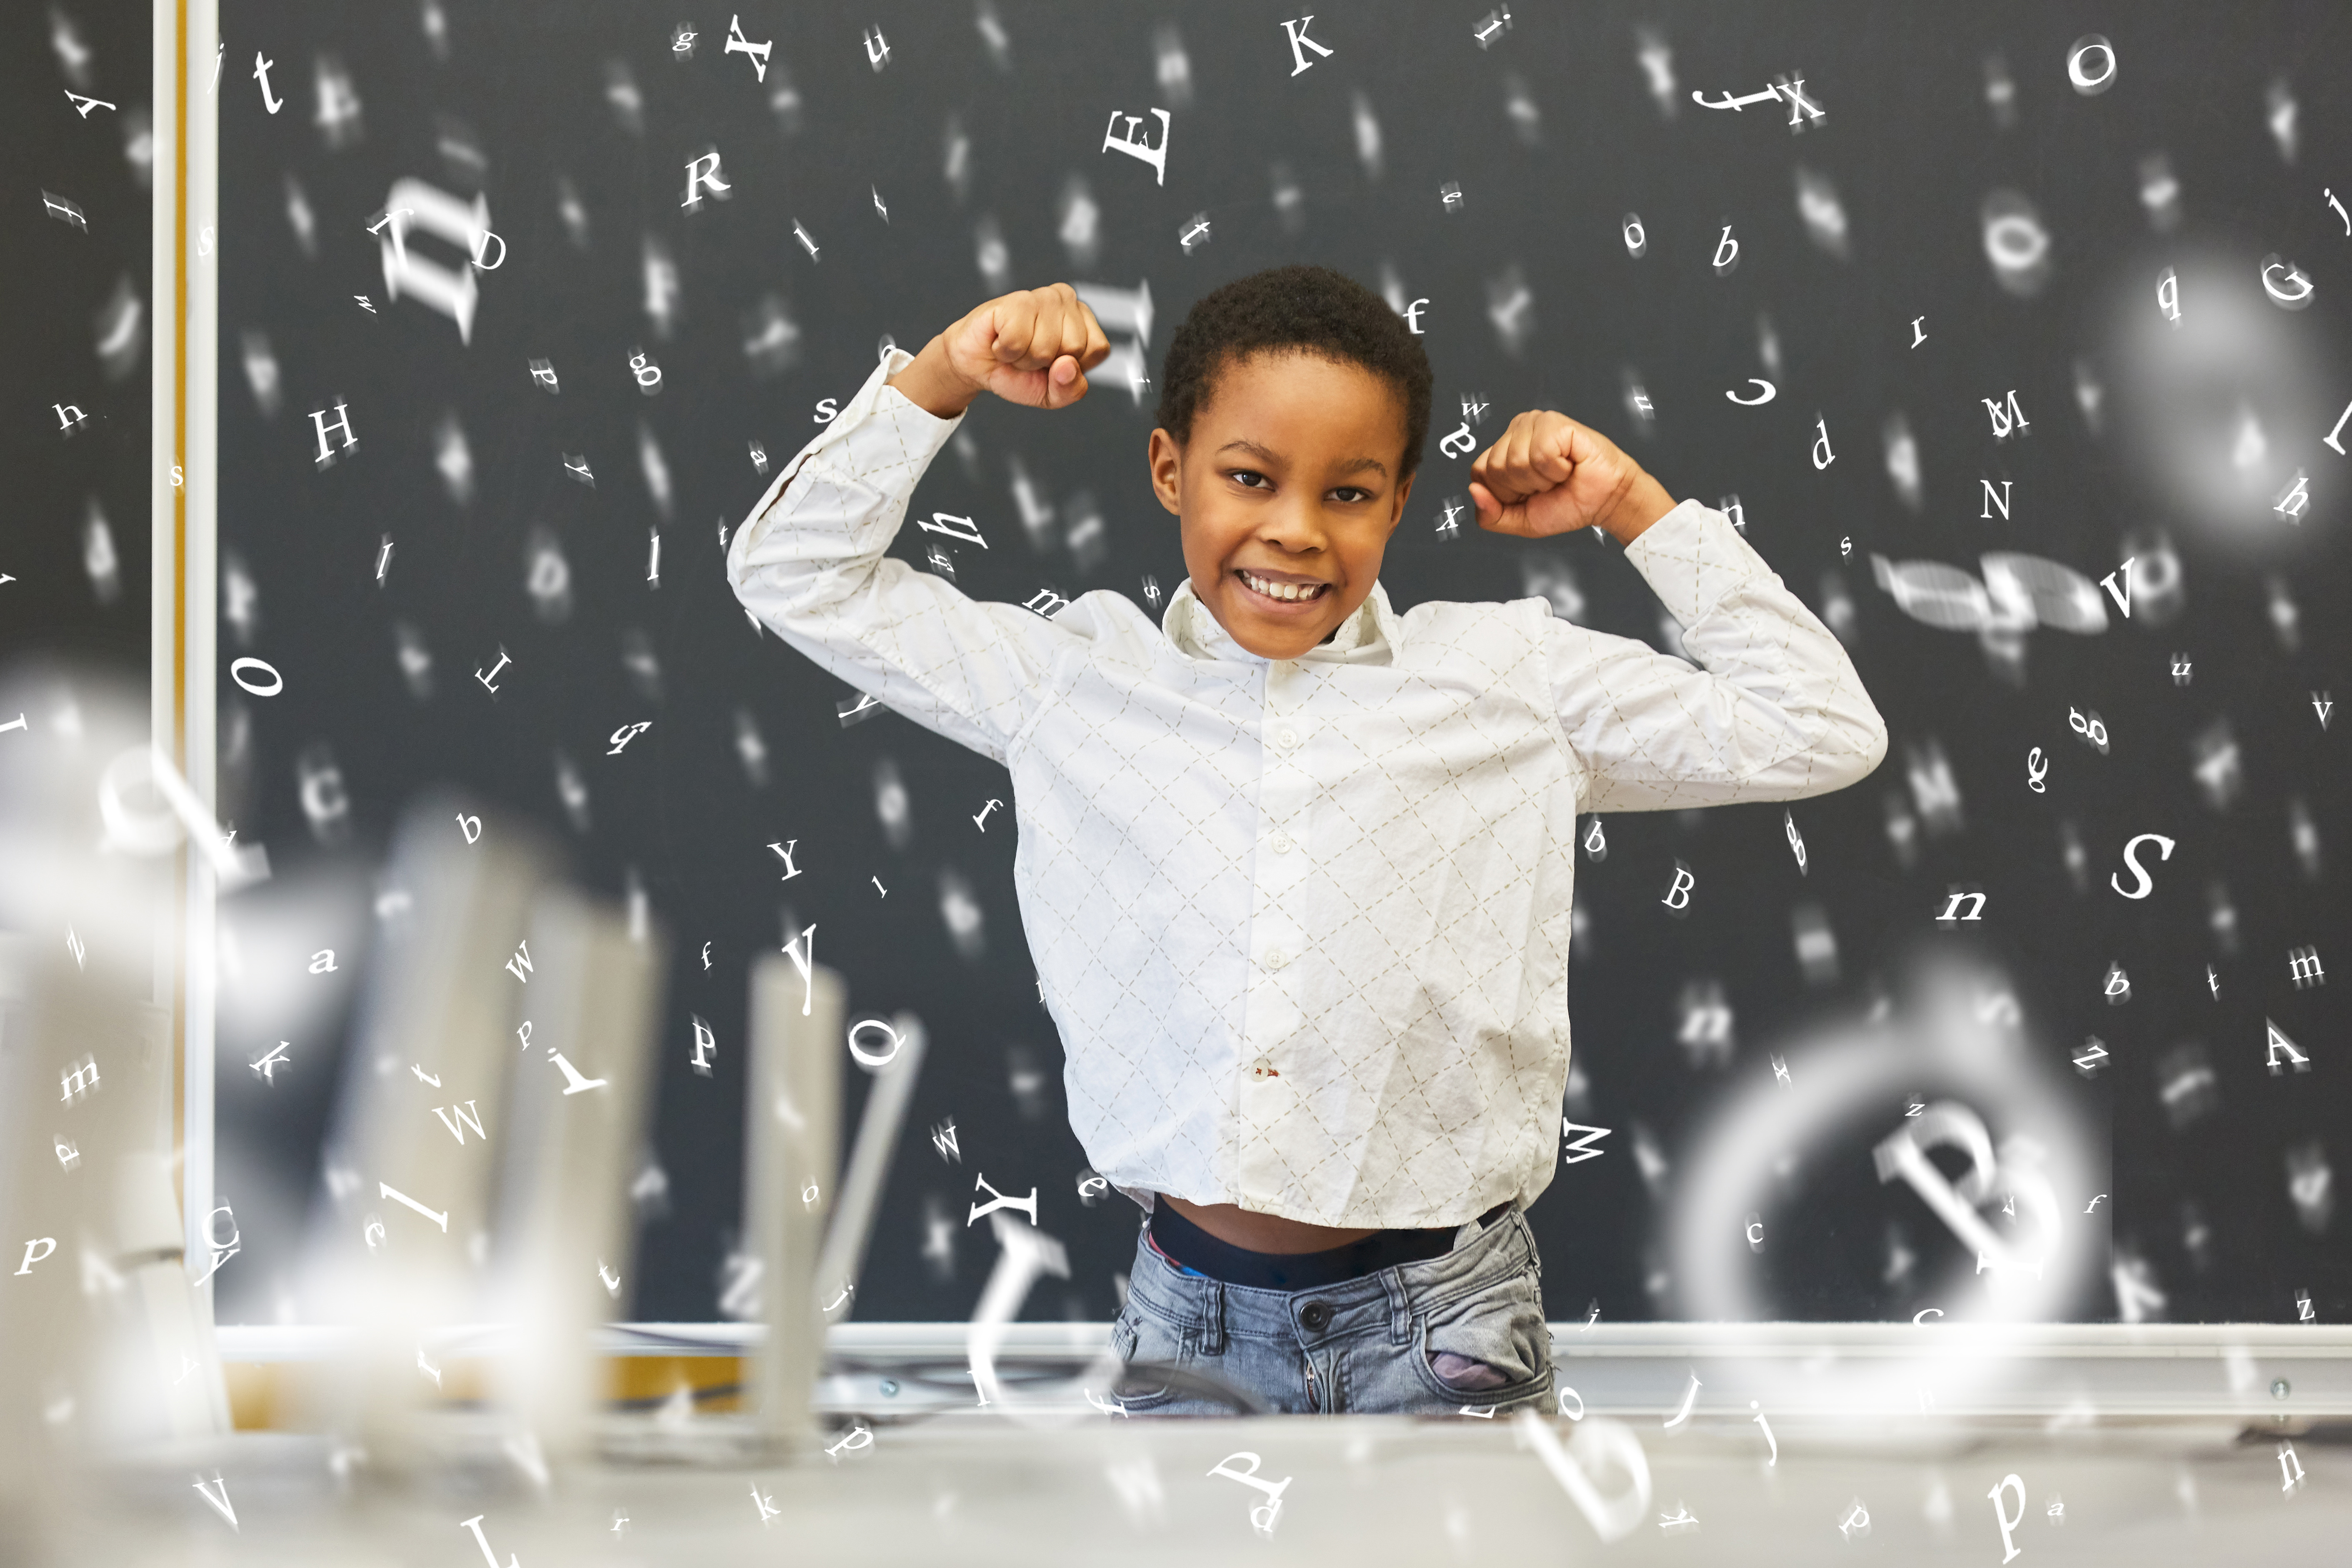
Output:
[1148,1199,1513,1293]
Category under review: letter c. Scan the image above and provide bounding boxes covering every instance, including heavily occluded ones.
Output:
[2109,832,2175,900]
[1912,1307,1943,1324]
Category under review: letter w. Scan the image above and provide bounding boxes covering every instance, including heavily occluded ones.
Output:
[1982,389,2028,439]
[505,940,532,982]
[431,1100,487,1145]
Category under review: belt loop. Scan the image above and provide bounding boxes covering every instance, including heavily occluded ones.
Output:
[1380,1267,1412,1346]
[1199,1278,1227,1355]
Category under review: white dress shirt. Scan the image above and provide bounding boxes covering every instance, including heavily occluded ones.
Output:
[729,350,1887,1229]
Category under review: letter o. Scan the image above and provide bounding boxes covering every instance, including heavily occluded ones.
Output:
[230,657,283,696]
[846,1016,903,1069]
[1621,214,1647,258]
[2067,35,2117,95]
[1983,213,2050,275]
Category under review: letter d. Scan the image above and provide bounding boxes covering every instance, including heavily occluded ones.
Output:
[1661,864,1695,915]
[16,1238,57,1275]
[1812,415,1836,470]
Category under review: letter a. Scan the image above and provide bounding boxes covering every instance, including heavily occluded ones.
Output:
[2266,1018,2310,1076]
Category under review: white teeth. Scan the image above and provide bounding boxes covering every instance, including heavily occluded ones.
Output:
[1243,571,1322,603]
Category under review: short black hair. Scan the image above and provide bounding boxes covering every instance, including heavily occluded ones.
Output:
[1155,264,1433,483]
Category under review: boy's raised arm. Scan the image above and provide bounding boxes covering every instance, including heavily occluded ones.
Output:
[1471,410,1889,812]
[726,287,1110,767]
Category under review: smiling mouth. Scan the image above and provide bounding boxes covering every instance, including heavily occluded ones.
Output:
[1235,569,1330,606]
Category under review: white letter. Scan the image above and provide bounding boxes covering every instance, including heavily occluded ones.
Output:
[1987,1473,2027,1561]
[1712,225,1739,275]
[682,151,732,210]
[1100,108,1172,185]
[2109,832,2174,900]
[1280,17,1332,76]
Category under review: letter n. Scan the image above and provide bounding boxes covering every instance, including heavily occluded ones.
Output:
[1980,480,2011,520]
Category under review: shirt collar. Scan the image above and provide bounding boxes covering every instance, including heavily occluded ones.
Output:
[1161,577,1400,667]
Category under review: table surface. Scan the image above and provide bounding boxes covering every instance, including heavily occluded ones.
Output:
[20,1406,2344,1567]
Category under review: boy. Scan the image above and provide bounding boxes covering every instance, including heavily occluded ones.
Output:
[729,266,1886,1415]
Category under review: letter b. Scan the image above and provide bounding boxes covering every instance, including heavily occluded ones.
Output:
[1712,225,1740,275]
[1661,863,1695,915]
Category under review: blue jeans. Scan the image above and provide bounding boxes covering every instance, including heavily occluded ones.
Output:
[1111,1204,1555,1416]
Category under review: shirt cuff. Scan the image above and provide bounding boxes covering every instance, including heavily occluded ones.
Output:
[1620,498,1774,628]
[729,348,966,579]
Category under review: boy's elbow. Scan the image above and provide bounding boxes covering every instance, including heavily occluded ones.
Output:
[1839,698,1890,789]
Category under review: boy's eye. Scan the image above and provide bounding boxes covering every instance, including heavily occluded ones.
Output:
[1331,487,1372,504]
[1229,469,1270,490]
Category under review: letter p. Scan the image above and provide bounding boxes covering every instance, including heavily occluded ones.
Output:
[1987,1472,2026,1562]
[16,1238,57,1275]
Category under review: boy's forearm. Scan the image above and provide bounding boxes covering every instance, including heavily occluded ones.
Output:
[887,335,984,420]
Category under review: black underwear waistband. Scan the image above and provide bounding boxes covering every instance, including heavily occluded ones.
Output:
[1148,1198,1512,1293]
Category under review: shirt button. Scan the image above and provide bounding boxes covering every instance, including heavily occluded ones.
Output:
[1250,1059,1277,1079]
[1278,728,1300,749]
[1270,833,1294,854]
[1265,948,1290,970]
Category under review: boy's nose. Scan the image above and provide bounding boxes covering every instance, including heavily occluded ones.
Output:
[1260,497,1329,548]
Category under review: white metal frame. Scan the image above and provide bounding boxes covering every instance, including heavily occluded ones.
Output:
[160,1,2335,1413]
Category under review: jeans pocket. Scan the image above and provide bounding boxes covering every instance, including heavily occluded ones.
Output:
[1110,1299,1191,1410]
[1412,1265,1552,1405]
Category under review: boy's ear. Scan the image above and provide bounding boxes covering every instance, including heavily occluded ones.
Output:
[1390,469,1416,527]
[1147,427,1184,517]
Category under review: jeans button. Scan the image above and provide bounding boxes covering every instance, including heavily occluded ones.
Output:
[1300,1301,1332,1331]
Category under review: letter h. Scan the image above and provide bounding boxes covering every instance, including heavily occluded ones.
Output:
[310,400,358,468]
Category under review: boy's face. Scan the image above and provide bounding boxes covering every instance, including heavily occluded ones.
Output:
[1150,350,1415,661]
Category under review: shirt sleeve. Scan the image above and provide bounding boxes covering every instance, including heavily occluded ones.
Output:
[726,350,1075,767]
[1547,499,1888,813]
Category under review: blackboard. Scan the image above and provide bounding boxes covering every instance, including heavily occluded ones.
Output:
[211,0,2348,1327]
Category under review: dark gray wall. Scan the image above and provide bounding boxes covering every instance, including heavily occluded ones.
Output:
[8,2,152,673]
[212,0,2347,1325]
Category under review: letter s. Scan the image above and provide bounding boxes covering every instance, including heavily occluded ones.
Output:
[814,398,839,424]
[2108,832,2175,900]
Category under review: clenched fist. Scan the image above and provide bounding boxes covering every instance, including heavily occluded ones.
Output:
[889,284,1111,418]
[1468,410,1677,545]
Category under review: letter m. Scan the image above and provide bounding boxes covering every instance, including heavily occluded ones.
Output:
[60,1058,100,1101]
[505,940,533,982]
[1982,389,2028,440]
